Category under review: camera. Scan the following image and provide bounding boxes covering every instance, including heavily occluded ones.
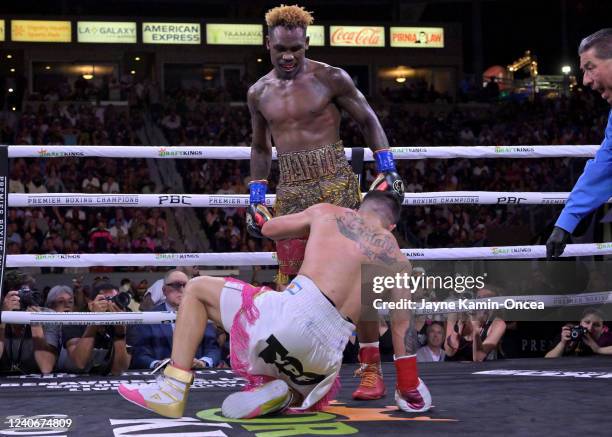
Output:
[104,291,131,310]
[570,325,588,341]
[18,286,44,310]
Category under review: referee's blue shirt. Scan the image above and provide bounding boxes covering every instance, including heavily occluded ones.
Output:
[556,109,612,232]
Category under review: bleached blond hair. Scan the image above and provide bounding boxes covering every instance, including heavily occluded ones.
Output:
[265,4,314,29]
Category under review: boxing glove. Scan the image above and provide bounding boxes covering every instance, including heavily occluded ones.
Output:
[247,180,272,238]
[369,149,405,203]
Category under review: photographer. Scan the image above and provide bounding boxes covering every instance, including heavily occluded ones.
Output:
[0,270,55,374]
[545,308,612,358]
[62,282,131,375]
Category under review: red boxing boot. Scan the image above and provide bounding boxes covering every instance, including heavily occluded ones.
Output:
[352,346,386,400]
[394,354,432,413]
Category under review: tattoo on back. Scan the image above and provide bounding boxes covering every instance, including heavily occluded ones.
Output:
[335,212,398,264]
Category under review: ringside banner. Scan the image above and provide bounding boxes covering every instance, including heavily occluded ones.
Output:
[77,22,137,43]
[11,20,71,42]
[390,27,444,48]
[307,25,325,46]
[143,22,201,44]
[206,24,263,45]
[330,25,385,47]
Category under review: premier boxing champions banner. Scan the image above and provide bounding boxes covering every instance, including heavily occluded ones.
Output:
[11,20,71,42]
[0,146,7,293]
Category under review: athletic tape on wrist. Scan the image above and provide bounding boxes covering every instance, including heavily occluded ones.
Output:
[249,180,267,204]
[374,149,396,172]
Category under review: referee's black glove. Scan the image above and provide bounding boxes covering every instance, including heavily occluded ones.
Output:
[546,226,570,259]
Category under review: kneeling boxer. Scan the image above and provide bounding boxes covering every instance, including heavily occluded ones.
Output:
[118,191,431,418]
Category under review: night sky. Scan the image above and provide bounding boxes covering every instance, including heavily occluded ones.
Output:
[0,0,609,74]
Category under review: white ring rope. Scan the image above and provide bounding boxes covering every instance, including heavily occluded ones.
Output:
[0,310,176,326]
[7,145,599,160]
[3,290,611,325]
[7,243,612,267]
[11,192,612,207]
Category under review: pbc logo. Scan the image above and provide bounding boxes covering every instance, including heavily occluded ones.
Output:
[496,197,527,204]
[158,195,192,205]
[259,335,325,385]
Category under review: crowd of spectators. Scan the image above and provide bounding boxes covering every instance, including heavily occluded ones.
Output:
[5,96,177,261]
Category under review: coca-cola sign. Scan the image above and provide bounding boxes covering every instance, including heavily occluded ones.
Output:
[330,26,385,47]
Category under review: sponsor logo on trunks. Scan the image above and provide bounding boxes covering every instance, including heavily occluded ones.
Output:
[286,282,303,295]
[37,148,85,157]
[596,242,612,251]
[259,335,326,385]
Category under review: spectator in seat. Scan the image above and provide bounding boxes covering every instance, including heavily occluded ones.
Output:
[89,219,114,252]
[130,270,221,369]
[42,285,75,373]
[545,308,612,358]
[416,322,446,362]
[445,286,507,362]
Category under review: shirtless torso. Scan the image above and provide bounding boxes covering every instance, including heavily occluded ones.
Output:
[263,203,410,323]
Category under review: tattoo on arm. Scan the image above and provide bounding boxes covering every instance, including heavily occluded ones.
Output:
[335,212,400,265]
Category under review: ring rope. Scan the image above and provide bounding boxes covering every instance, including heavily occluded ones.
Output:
[7,145,599,160]
[7,243,612,267]
[3,290,611,325]
[11,192,611,208]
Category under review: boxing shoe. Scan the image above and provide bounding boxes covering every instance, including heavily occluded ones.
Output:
[118,361,193,418]
[394,354,432,413]
[222,379,293,419]
[352,346,386,400]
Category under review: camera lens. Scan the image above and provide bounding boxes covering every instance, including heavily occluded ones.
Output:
[112,292,131,309]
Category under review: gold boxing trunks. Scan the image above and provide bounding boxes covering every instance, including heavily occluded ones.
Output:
[275,141,361,277]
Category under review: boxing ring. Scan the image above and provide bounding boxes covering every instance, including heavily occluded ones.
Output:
[1,144,612,436]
